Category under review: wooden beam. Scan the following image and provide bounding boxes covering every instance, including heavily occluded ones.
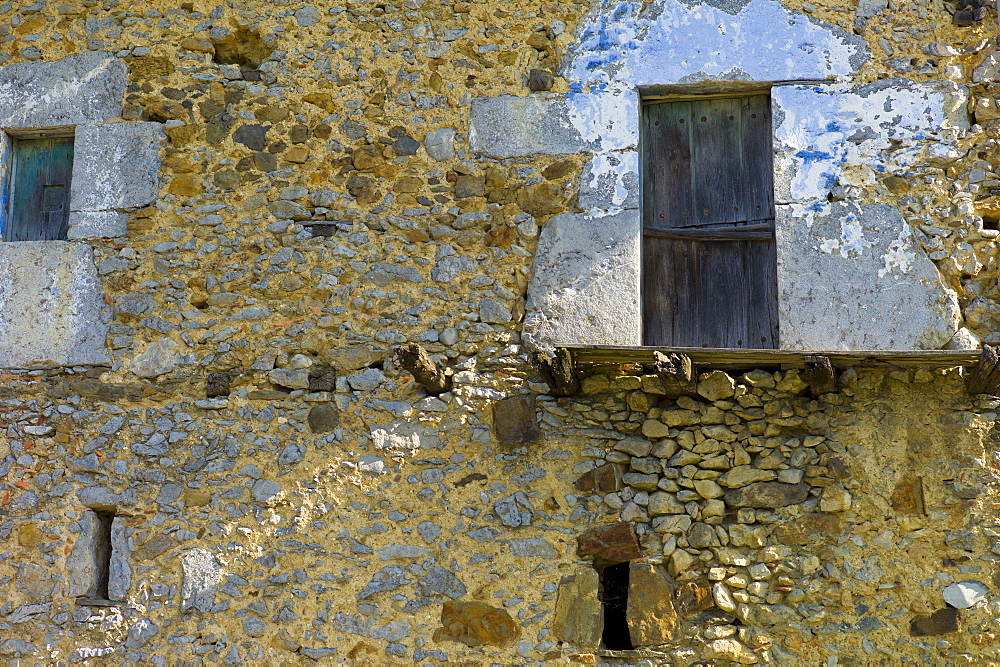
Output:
[804,355,838,395]
[396,343,451,395]
[533,348,580,396]
[965,345,1000,395]
[560,345,982,371]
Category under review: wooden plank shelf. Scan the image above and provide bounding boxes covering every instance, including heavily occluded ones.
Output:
[559,345,983,371]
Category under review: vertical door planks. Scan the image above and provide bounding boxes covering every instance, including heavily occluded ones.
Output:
[642,94,777,349]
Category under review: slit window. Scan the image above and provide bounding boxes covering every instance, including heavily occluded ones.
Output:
[91,510,114,601]
[599,562,633,650]
[68,508,130,605]
[6,135,74,242]
[642,93,778,349]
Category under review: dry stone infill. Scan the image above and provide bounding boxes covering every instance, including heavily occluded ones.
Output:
[562,366,1000,663]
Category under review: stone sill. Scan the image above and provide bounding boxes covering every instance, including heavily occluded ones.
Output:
[590,648,674,661]
[76,598,122,607]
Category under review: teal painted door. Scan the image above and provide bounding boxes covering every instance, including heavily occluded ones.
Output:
[7,136,74,241]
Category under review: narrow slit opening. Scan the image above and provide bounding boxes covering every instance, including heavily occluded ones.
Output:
[93,510,114,601]
[599,562,633,650]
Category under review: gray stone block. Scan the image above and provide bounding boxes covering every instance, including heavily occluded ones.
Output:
[108,516,131,600]
[471,94,595,158]
[0,242,110,367]
[494,492,534,527]
[776,202,960,350]
[417,566,467,599]
[129,337,179,378]
[15,563,52,601]
[251,479,282,502]
[856,0,888,19]
[67,210,129,239]
[974,51,1000,83]
[66,511,101,598]
[523,210,641,350]
[0,639,39,658]
[77,487,136,509]
[423,127,456,160]
[125,618,158,649]
[0,52,126,129]
[71,122,164,211]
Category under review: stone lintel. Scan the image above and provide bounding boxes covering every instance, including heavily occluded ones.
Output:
[0,52,126,130]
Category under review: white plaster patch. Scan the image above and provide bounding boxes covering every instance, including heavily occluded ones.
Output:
[68,648,116,661]
[564,0,866,87]
[565,86,639,152]
[879,229,916,278]
[588,154,628,207]
[579,150,639,216]
[818,213,872,258]
[370,421,440,451]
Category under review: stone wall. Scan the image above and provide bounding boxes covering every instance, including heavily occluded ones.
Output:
[0,0,999,663]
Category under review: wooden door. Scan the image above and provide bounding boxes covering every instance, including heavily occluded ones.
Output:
[642,95,778,349]
[7,136,74,242]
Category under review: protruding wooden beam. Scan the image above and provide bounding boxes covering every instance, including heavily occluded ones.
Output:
[965,345,1000,395]
[646,351,696,397]
[804,355,838,395]
[396,343,451,395]
[206,371,231,398]
[533,348,580,396]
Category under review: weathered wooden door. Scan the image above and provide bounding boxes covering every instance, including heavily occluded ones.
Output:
[642,95,778,348]
[7,136,74,242]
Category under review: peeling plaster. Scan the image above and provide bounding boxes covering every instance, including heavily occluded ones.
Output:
[563,0,867,88]
[565,86,639,151]
[773,80,968,208]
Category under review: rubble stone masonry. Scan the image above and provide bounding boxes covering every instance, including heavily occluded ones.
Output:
[1,0,1000,663]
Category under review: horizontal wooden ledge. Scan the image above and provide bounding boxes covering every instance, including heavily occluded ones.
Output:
[644,223,774,241]
[559,345,984,370]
